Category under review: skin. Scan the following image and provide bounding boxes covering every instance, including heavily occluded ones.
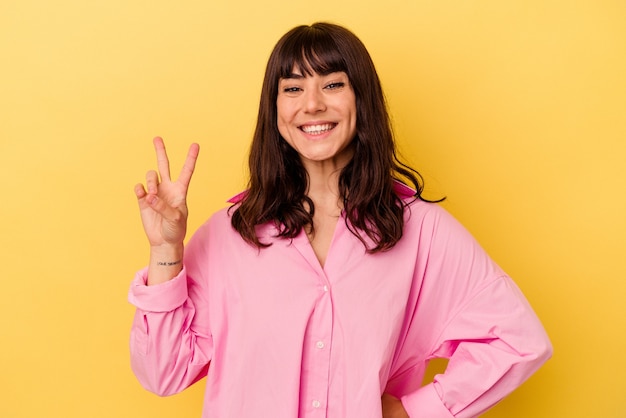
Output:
[382,393,411,418]
[276,69,357,173]
[276,69,357,267]
[134,136,199,285]
[276,69,410,417]
[135,74,408,417]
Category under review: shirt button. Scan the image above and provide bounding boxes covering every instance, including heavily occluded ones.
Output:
[312,400,321,408]
[323,285,329,292]
[315,341,325,349]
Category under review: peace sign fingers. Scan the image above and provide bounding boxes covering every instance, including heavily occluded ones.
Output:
[153,136,172,183]
[178,142,200,191]
[135,137,201,249]
[153,136,200,190]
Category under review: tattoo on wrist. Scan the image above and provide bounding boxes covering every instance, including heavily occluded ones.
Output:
[156,260,182,267]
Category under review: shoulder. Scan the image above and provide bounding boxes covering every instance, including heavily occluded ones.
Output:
[403,199,506,278]
[208,205,234,225]
[400,197,481,256]
[393,181,453,228]
[202,189,247,229]
[194,195,277,243]
[186,202,236,244]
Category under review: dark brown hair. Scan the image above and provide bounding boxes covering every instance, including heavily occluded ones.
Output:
[231,22,436,252]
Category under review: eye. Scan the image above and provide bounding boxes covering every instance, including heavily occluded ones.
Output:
[324,82,345,90]
[282,86,302,93]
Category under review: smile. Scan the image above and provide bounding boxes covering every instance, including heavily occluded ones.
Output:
[300,123,337,135]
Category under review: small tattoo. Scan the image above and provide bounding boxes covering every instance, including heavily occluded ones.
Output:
[156,260,182,266]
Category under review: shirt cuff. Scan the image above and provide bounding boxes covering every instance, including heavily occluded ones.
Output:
[128,267,188,312]
[401,383,454,418]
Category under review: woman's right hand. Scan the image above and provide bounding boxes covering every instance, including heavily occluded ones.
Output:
[134,137,199,284]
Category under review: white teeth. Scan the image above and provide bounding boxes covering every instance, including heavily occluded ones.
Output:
[301,123,335,135]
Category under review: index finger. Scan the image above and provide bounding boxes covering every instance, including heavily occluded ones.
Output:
[153,136,171,182]
[178,142,200,188]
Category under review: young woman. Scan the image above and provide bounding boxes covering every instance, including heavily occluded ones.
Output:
[130,22,552,418]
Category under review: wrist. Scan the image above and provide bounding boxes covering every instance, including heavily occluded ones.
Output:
[155,259,182,267]
[147,243,184,286]
[150,242,184,259]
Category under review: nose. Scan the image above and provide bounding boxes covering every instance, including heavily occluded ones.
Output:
[303,88,326,113]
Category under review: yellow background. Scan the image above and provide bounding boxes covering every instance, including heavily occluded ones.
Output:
[1,0,625,417]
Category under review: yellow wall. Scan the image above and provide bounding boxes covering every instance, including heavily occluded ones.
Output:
[1,1,624,417]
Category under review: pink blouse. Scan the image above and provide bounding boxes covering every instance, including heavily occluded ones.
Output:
[129,185,551,417]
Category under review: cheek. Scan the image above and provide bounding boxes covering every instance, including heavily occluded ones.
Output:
[276,101,290,128]
[276,113,289,138]
[343,95,357,125]
[276,105,300,140]
[276,119,296,150]
[348,105,357,135]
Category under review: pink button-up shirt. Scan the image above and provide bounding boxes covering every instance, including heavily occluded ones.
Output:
[129,185,552,417]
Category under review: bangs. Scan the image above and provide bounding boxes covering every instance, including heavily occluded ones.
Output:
[277,27,347,78]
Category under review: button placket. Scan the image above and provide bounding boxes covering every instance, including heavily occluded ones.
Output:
[296,264,334,417]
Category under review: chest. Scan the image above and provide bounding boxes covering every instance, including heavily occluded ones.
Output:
[307,212,339,268]
[206,223,421,354]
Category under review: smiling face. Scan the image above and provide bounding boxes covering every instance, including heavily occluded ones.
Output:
[276,69,357,171]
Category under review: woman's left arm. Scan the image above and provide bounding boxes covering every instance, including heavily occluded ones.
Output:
[400,276,553,417]
[382,393,409,418]
[388,204,553,417]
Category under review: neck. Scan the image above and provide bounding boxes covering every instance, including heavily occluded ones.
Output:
[301,144,354,210]
[305,163,343,215]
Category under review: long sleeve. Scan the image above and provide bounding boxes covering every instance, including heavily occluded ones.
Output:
[127,200,551,417]
[128,222,214,396]
[391,204,552,417]
[400,276,552,417]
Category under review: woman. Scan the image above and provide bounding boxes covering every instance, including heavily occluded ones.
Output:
[130,22,552,417]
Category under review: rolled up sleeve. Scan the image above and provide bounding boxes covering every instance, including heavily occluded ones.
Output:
[401,277,552,417]
[128,222,214,397]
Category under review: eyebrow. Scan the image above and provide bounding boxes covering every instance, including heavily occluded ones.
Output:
[281,71,345,80]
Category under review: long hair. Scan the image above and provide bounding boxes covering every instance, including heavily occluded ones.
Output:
[231,22,437,252]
